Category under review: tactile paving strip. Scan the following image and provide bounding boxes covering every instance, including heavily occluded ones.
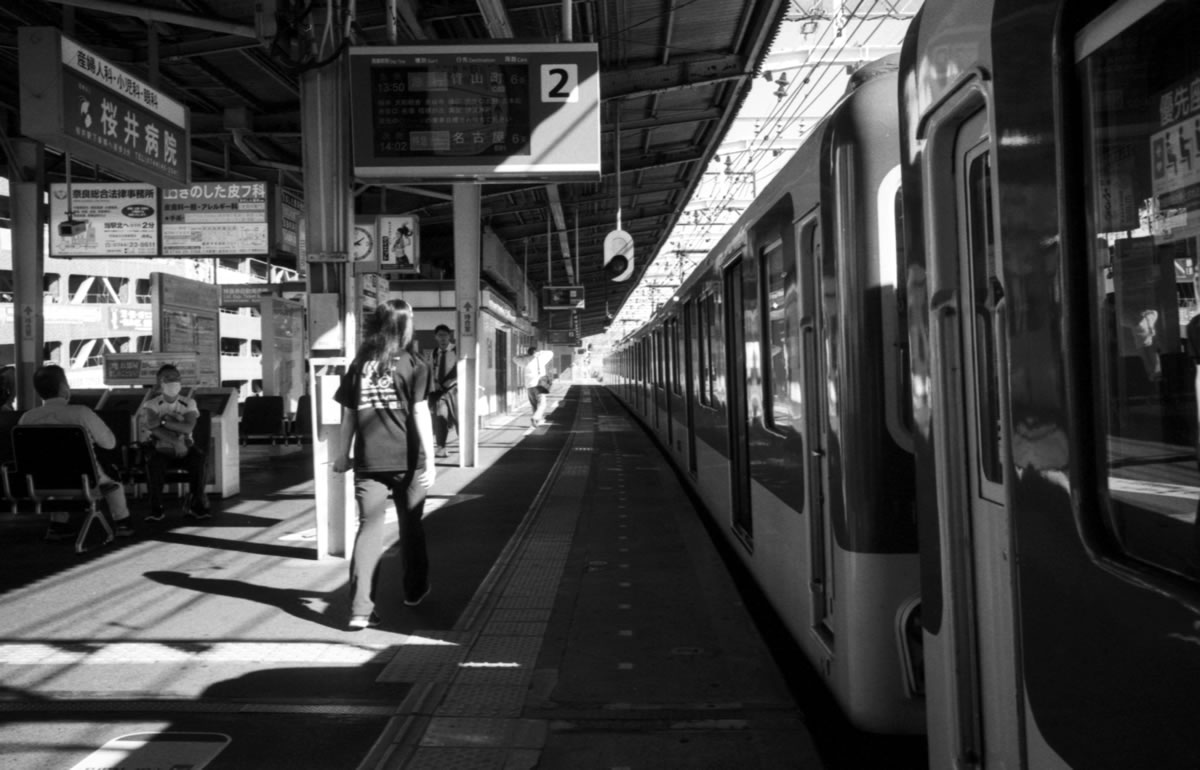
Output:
[371,394,598,767]
[434,684,527,718]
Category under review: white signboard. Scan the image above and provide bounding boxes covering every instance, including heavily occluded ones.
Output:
[161,181,269,255]
[49,182,158,256]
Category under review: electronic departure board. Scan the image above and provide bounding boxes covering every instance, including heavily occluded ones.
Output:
[350,43,600,181]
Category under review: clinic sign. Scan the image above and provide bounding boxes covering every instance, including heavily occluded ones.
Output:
[350,42,600,180]
[19,28,190,188]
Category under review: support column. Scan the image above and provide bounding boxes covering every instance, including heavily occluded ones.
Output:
[301,53,354,558]
[11,139,45,411]
[453,183,481,467]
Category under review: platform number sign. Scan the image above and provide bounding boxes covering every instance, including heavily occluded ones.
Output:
[351,42,599,180]
[541,64,579,103]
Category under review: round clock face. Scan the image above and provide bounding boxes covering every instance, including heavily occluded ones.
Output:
[353,225,375,260]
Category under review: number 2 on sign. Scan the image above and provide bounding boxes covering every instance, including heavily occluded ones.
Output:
[540,64,579,103]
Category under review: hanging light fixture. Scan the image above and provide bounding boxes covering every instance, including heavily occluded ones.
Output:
[774,72,790,100]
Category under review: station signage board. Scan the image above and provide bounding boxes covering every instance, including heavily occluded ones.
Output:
[161,181,270,256]
[542,285,585,310]
[46,181,299,259]
[221,283,280,308]
[49,182,159,256]
[19,27,190,188]
[349,42,600,181]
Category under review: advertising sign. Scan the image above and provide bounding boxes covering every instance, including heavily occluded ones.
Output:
[161,181,269,256]
[350,42,600,180]
[19,27,189,188]
[378,214,420,272]
[221,283,280,308]
[103,352,200,386]
[1149,72,1200,242]
[48,182,158,256]
[278,188,303,257]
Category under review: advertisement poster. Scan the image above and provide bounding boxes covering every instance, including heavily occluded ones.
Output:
[48,182,158,256]
[161,181,270,256]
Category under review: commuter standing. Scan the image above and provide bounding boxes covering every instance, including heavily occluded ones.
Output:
[21,364,135,540]
[428,324,458,458]
[333,299,437,630]
[138,364,211,521]
[0,364,15,411]
[513,346,555,427]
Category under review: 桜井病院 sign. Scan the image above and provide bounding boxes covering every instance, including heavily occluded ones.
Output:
[19,27,190,188]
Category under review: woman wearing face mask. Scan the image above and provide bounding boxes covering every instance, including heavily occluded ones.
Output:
[138,363,211,522]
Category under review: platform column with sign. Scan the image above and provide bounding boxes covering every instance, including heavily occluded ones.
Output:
[301,52,355,559]
[454,184,481,467]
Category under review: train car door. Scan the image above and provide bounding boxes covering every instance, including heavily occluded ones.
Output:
[798,214,834,641]
[724,255,753,539]
[930,104,1021,768]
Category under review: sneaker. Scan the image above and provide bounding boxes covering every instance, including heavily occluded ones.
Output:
[184,506,212,521]
[43,523,74,542]
[114,522,136,538]
[404,585,431,607]
[435,446,448,458]
[347,612,381,630]
[144,507,166,523]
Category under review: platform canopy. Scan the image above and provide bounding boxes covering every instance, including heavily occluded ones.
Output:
[0,0,866,338]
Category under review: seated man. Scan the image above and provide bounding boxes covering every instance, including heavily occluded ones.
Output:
[138,364,210,521]
[19,364,134,540]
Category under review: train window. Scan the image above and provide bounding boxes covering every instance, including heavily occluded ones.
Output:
[1078,0,1200,578]
[965,151,1003,486]
[762,239,801,432]
[698,291,716,407]
[669,318,683,396]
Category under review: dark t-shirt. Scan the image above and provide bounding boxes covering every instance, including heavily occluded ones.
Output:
[334,351,429,472]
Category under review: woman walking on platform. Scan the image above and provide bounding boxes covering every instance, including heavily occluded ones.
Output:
[333,299,437,630]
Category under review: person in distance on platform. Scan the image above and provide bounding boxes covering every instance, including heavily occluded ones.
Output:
[513,346,555,427]
[0,364,16,412]
[333,299,438,630]
[427,324,458,458]
[20,364,134,540]
[138,364,210,522]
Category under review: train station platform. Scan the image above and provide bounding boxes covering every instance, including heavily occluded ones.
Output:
[0,384,822,769]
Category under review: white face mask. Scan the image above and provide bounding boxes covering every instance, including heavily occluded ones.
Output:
[161,382,183,398]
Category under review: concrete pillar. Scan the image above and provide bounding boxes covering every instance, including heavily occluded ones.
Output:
[453,183,481,467]
[300,53,354,558]
[11,139,45,411]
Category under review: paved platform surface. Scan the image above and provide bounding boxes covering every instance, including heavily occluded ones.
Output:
[0,384,821,770]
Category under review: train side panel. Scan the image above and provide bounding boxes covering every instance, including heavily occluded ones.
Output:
[609,59,923,735]
[903,0,1200,767]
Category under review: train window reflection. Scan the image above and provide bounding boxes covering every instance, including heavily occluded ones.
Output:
[763,239,801,431]
[966,150,1002,486]
[1079,0,1200,579]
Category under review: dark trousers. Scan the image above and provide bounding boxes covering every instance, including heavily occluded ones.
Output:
[145,446,207,510]
[350,470,428,616]
[430,392,457,447]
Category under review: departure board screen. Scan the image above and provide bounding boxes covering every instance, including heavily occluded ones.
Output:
[351,43,600,180]
[369,63,532,159]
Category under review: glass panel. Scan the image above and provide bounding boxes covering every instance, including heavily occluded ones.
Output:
[1079,0,1200,578]
[966,150,1002,485]
[894,188,914,435]
[764,240,801,431]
